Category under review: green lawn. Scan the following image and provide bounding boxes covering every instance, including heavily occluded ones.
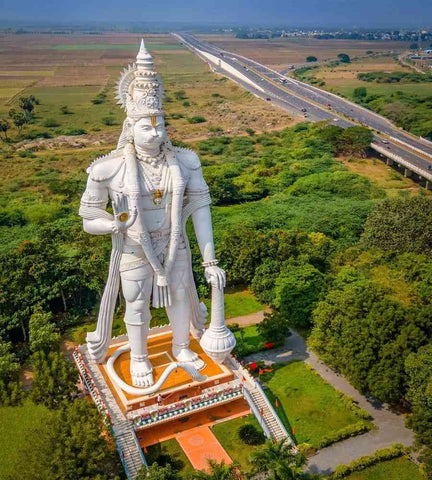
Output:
[145,438,194,477]
[0,400,50,478]
[264,362,371,448]
[204,287,266,320]
[343,457,421,480]
[211,414,264,473]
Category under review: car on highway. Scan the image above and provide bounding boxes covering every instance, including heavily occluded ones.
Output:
[301,108,307,112]
[266,97,271,101]
[382,139,389,144]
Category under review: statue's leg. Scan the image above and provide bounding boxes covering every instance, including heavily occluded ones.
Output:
[166,250,206,370]
[121,268,154,387]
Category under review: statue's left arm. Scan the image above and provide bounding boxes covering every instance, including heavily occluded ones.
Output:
[186,159,226,290]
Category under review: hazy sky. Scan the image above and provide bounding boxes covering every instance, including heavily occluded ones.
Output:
[0,0,431,28]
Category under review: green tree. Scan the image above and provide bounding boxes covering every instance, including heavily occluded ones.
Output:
[0,118,10,140]
[136,463,179,480]
[9,109,27,134]
[337,53,351,63]
[29,309,61,353]
[410,43,419,50]
[0,340,23,406]
[336,126,372,156]
[30,351,77,408]
[353,87,367,100]
[249,439,307,480]
[406,344,432,474]
[18,95,35,120]
[10,399,120,480]
[361,196,432,255]
[257,311,291,344]
[188,459,241,479]
[273,262,325,327]
[306,56,317,62]
[310,266,432,404]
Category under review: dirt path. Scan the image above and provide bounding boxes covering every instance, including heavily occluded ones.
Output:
[245,329,414,474]
[227,309,269,327]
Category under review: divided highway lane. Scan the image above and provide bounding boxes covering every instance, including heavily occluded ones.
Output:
[176,33,432,168]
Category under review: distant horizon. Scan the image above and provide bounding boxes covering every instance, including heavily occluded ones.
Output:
[0,0,431,30]
[0,20,431,31]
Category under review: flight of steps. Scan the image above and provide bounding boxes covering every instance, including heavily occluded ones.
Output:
[113,420,147,479]
[248,386,290,442]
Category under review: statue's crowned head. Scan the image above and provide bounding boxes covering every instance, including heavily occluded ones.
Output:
[116,40,167,150]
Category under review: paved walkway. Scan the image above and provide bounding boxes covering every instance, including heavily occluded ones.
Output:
[227,309,269,327]
[176,426,232,472]
[245,329,414,474]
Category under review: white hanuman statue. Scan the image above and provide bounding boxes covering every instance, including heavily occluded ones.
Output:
[79,41,227,388]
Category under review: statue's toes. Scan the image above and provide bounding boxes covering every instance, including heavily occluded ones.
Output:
[194,357,206,371]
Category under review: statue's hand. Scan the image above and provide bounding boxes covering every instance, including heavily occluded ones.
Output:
[205,266,226,290]
[112,194,138,233]
[112,207,138,233]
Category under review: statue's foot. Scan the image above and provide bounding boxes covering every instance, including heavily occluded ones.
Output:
[130,357,154,387]
[172,346,206,371]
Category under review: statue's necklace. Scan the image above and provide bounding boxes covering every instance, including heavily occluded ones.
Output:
[138,155,167,205]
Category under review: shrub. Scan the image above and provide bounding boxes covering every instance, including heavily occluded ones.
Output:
[43,118,60,128]
[227,322,240,332]
[245,127,255,136]
[238,424,265,445]
[58,127,86,136]
[187,116,206,124]
[101,116,117,126]
[183,101,191,107]
[316,421,372,449]
[60,105,72,115]
[331,444,405,479]
[174,90,187,101]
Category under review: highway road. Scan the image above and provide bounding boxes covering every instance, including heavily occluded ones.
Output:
[173,33,432,184]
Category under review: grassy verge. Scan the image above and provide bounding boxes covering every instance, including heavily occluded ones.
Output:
[341,457,421,480]
[263,362,373,448]
[0,400,50,478]
[211,414,264,473]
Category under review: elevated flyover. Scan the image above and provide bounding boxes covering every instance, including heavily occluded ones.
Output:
[173,33,432,189]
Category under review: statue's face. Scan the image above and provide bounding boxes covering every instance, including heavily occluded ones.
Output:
[133,115,166,150]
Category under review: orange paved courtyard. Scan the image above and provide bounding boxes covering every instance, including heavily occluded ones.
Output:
[177,426,232,472]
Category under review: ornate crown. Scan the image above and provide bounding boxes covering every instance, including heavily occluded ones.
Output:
[115,39,164,119]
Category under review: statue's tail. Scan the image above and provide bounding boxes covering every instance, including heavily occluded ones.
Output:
[82,224,123,363]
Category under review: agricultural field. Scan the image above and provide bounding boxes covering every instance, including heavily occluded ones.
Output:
[296,54,432,138]
[0,32,294,147]
[197,34,410,70]
[310,55,432,99]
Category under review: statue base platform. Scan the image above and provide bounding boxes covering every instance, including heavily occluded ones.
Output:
[73,327,252,448]
[101,330,235,413]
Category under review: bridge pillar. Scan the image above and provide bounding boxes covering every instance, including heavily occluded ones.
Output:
[386,158,394,166]
[426,181,431,191]
[404,168,412,178]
